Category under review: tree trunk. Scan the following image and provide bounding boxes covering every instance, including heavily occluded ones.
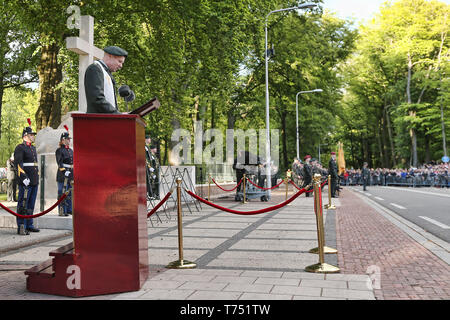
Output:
[407,53,418,167]
[384,106,396,167]
[227,109,236,130]
[377,119,384,167]
[35,42,62,130]
[163,136,169,165]
[424,134,431,164]
[0,80,3,140]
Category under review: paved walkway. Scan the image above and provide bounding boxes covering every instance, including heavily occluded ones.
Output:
[0,184,448,300]
[336,188,450,300]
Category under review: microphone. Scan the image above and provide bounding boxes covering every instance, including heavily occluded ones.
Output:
[119,85,131,97]
[118,85,135,102]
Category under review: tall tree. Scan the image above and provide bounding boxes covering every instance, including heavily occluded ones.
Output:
[0,0,39,138]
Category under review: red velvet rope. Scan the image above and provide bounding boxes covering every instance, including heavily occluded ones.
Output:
[185,187,307,215]
[289,180,326,192]
[0,192,69,219]
[245,177,285,190]
[147,190,173,218]
[211,177,243,192]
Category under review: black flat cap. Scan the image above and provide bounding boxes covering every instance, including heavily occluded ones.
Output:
[104,46,128,57]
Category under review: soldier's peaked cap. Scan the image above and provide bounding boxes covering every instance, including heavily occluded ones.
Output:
[104,46,128,58]
[22,127,36,137]
[22,118,36,137]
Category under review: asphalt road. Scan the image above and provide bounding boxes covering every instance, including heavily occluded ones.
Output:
[346,185,450,243]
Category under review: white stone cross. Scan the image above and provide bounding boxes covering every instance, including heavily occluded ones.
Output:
[66,15,104,113]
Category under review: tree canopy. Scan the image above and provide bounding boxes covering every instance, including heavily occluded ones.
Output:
[0,0,448,171]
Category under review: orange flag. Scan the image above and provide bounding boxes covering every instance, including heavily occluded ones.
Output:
[338,142,346,175]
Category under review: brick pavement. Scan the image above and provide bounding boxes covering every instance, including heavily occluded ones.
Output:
[1,183,448,300]
[0,186,376,300]
[336,188,450,300]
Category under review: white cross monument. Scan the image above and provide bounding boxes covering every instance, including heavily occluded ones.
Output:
[66,15,104,112]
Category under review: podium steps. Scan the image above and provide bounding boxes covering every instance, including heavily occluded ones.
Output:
[25,242,79,297]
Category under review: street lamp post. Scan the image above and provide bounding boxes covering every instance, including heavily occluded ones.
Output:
[265,3,317,197]
[295,89,323,160]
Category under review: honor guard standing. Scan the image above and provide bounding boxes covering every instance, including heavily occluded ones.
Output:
[148,145,160,199]
[362,162,370,191]
[302,155,313,197]
[55,126,73,216]
[85,46,128,114]
[328,151,339,198]
[145,135,153,199]
[14,119,40,235]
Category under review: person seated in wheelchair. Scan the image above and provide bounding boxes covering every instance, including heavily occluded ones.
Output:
[233,150,263,201]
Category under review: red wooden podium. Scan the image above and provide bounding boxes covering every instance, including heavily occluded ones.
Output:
[25,114,149,297]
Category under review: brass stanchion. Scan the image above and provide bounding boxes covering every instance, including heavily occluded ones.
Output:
[285,177,289,202]
[305,174,340,273]
[166,178,197,269]
[242,174,247,204]
[208,175,212,202]
[324,175,336,210]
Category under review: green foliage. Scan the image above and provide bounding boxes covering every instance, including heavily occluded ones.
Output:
[1,0,448,171]
[0,88,39,165]
[339,0,449,168]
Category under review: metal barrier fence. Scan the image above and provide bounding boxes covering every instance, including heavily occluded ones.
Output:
[341,174,450,188]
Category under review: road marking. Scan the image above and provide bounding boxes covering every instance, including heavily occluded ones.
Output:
[366,193,372,196]
[383,187,450,198]
[390,203,406,210]
[374,197,384,201]
[419,216,450,229]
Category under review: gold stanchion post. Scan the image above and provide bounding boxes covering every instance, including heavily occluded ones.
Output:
[324,175,336,210]
[285,177,289,202]
[242,173,247,204]
[166,178,197,269]
[305,174,340,273]
[208,175,211,201]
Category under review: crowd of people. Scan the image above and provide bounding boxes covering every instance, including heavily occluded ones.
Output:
[342,163,449,188]
[291,158,450,189]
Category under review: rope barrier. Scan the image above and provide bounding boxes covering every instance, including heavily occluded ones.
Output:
[185,187,307,215]
[290,179,326,192]
[147,189,173,218]
[211,177,243,192]
[245,177,285,190]
[0,191,69,219]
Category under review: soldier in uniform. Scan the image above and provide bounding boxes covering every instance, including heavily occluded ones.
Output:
[55,126,73,216]
[84,46,128,113]
[145,136,154,199]
[302,155,313,197]
[14,119,40,235]
[148,145,160,199]
[362,162,370,191]
[328,151,339,198]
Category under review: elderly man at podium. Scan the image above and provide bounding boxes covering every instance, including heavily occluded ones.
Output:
[84,46,128,113]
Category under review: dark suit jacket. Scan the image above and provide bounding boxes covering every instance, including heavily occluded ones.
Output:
[84,61,119,114]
